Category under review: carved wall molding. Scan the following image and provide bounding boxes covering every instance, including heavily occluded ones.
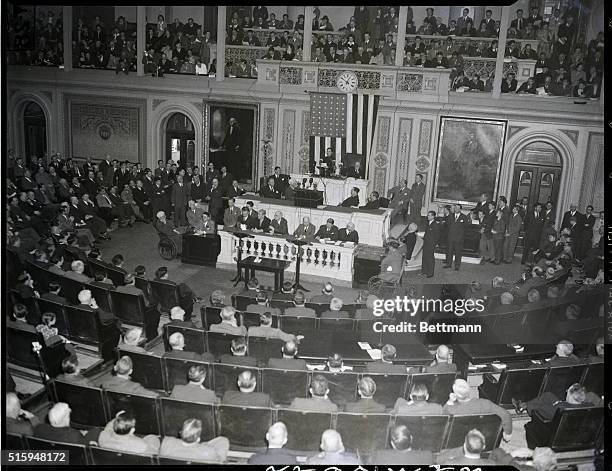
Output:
[152,99,166,110]
[507,125,528,140]
[262,141,274,178]
[376,116,391,153]
[301,110,310,145]
[281,109,295,173]
[559,129,579,147]
[418,119,433,155]
[298,145,310,174]
[263,108,275,142]
[395,118,413,184]
[579,132,604,210]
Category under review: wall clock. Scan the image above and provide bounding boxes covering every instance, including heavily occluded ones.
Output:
[336,71,358,92]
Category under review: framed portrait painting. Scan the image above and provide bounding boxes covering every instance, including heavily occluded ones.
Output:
[204,102,258,185]
[432,117,507,206]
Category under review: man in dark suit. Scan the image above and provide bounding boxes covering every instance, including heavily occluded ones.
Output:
[225,179,244,199]
[365,344,408,373]
[436,429,497,465]
[339,187,360,207]
[189,175,206,202]
[338,222,359,244]
[421,211,440,278]
[219,337,257,367]
[252,209,271,232]
[409,174,426,224]
[388,179,411,224]
[207,178,224,224]
[267,340,307,370]
[293,216,316,240]
[561,203,584,230]
[269,211,289,235]
[522,203,545,264]
[315,218,339,241]
[479,10,496,37]
[237,206,258,230]
[343,376,386,413]
[164,332,215,362]
[268,167,286,195]
[288,374,338,412]
[218,166,233,195]
[361,191,381,209]
[248,422,298,465]
[444,204,469,271]
[170,175,190,227]
[260,177,281,199]
[284,292,316,318]
[369,425,434,465]
[99,355,158,396]
[170,365,218,403]
[510,9,525,31]
[344,160,364,179]
[221,370,272,407]
[223,117,242,175]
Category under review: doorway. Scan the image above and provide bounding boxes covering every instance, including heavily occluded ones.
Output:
[165,113,195,168]
[23,101,47,166]
[510,142,563,209]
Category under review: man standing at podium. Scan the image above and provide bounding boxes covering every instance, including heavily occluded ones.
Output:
[319,147,336,177]
[260,177,282,199]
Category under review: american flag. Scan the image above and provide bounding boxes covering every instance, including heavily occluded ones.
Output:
[309,92,379,175]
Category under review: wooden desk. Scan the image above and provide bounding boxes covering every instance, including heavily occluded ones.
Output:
[181,233,221,267]
[290,174,370,206]
[453,344,556,377]
[238,256,290,292]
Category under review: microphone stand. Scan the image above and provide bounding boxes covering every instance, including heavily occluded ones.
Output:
[231,231,253,286]
[289,237,311,292]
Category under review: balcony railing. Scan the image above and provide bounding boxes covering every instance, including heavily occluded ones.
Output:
[256,59,451,102]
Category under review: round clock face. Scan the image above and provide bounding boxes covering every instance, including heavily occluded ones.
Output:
[336,71,358,92]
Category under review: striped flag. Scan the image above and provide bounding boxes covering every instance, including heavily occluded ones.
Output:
[309,92,379,175]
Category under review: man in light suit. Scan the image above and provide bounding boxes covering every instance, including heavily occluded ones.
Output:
[369,425,434,465]
[248,312,297,342]
[503,205,523,263]
[306,430,359,465]
[221,370,272,407]
[209,306,247,336]
[443,379,512,440]
[171,175,190,227]
[393,383,444,415]
[170,365,218,403]
[444,204,469,271]
[193,212,216,234]
[223,198,242,228]
[284,292,316,318]
[99,356,159,397]
[159,418,229,463]
[293,216,316,240]
[289,375,338,412]
[267,340,307,370]
[343,376,386,413]
[186,200,204,231]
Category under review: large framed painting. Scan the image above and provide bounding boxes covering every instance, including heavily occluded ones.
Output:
[204,102,258,185]
[433,117,507,206]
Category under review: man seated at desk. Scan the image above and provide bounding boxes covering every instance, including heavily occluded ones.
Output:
[260,177,282,199]
[269,211,288,235]
[315,218,339,241]
[238,206,258,230]
[340,187,360,208]
[193,211,216,235]
[344,160,364,179]
[361,191,381,209]
[293,216,316,241]
[223,198,241,228]
[338,222,359,244]
[252,209,271,232]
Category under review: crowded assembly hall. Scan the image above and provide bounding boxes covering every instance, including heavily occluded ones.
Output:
[4,2,606,469]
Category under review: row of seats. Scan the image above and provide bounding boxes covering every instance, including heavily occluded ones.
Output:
[5,435,219,466]
[120,346,457,407]
[50,379,501,452]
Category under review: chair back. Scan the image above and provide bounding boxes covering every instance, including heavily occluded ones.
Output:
[407,372,457,405]
[86,283,114,313]
[443,414,502,452]
[313,371,359,407]
[261,368,309,405]
[109,290,147,326]
[159,398,216,441]
[548,406,603,452]
[365,372,409,408]
[89,446,154,465]
[394,414,450,452]
[103,390,160,436]
[213,364,260,397]
[277,409,333,451]
[25,436,89,465]
[36,297,69,336]
[162,357,213,392]
[247,337,284,364]
[149,279,180,313]
[52,380,107,427]
[117,348,164,391]
[335,412,391,455]
[163,325,207,355]
[216,405,273,448]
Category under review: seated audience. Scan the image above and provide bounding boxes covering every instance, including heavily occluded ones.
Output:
[424,345,457,373]
[288,374,338,412]
[100,355,159,396]
[6,392,41,435]
[34,402,99,445]
[436,429,496,465]
[369,425,434,464]
[221,370,272,406]
[209,306,247,336]
[159,418,229,462]
[248,421,298,464]
[320,297,349,319]
[219,337,257,367]
[307,429,359,465]
[365,344,407,373]
[170,365,218,403]
[394,383,444,415]
[98,410,160,454]
[344,376,386,413]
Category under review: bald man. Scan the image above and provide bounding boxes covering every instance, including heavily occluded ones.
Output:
[443,379,512,440]
[6,393,40,435]
[221,371,272,407]
[423,345,457,373]
[338,222,359,244]
[34,402,99,444]
[293,216,316,240]
[248,422,298,464]
[307,429,359,465]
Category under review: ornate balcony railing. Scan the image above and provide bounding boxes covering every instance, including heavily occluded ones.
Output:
[217,230,355,283]
[257,59,451,102]
[460,56,535,84]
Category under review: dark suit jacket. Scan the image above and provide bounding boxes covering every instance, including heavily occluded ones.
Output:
[343,398,386,413]
[222,390,271,407]
[423,362,457,373]
[163,350,215,363]
[269,218,288,235]
[289,397,338,412]
[423,220,441,250]
[338,228,359,243]
[34,424,92,445]
[365,361,407,374]
[260,185,282,199]
[171,183,190,208]
[446,212,470,242]
[219,354,258,367]
[561,210,584,230]
[340,195,360,207]
[315,224,339,240]
[267,357,307,370]
[253,216,271,232]
[248,448,298,465]
[238,215,258,230]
